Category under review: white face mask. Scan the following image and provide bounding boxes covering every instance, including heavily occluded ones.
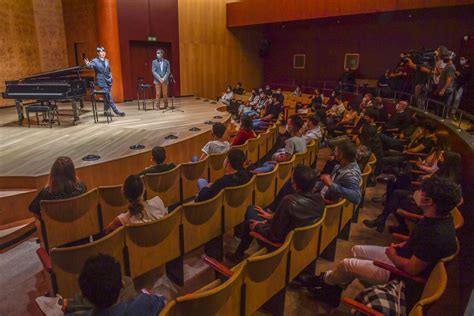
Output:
[460,59,466,65]
[157,54,162,59]
[396,103,401,111]
[413,190,432,208]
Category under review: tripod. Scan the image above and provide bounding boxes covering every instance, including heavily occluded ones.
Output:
[163,74,183,113]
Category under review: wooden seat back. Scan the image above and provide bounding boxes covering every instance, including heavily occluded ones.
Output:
[258,129,271,160]
[125,207,182,278]
[181,191,223,253]
[254,164,278,208]
[293,150,306,167]
[162,263,246,316]
[50,226,125,297]
[98,185,127,227]
[231,141,248,159]
[40,188,100,250]
[276,155,295,193]
[181,158,209,201]
[288,212,326,281]
[144,165,181,206]
[319,199,345,256]
[247,136,260,165]
[223,176,256,232]
[244,232,292,315]
[208,151,228,183]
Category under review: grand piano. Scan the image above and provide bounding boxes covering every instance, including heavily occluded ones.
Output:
[2,65,94,125]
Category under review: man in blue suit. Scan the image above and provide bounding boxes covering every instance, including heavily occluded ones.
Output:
[84,47,125,117]
[152,49,171,109]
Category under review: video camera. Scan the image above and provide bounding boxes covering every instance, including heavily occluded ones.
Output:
[400,49,437,68]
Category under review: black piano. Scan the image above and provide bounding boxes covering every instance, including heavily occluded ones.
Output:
[2,66,93,125]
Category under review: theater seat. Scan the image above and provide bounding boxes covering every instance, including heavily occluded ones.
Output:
[144,165,181,207]
[208,151,228,183]
[319,199,346,261]
[254,164,278,209]
[181,158,209,201]
[98,185,127,227]
[276,155,295,193]
[223,176,256,232]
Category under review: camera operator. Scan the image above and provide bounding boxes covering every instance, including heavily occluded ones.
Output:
[405,56,430,107]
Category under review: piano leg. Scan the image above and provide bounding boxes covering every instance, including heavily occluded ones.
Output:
[15,100,24,125]
[72,100,79,125]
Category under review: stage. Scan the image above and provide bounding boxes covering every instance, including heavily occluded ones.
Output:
[0,97,230,177]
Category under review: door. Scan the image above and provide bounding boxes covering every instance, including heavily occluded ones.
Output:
[129,41,173,99]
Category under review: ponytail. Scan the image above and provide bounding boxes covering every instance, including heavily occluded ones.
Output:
[122,174,145,219]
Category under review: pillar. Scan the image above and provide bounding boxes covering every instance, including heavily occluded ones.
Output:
[95,0,124,102]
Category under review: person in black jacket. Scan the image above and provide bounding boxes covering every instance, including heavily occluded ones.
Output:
[227,164,325,262]
[139,146,176,177]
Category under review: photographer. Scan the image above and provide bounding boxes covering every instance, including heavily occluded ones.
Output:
[405,55,430,108]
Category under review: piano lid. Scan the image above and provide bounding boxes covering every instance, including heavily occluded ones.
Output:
[18,65,91,81]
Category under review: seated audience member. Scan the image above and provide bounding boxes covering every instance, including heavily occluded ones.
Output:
[232,116,257,146]
[359,124,384,174]
[219,85,234,105]
[233,82,244,95]
[139,146,176,176]
[356,145,372,172]
[252,94,282,130]
[193,122,230,161]
[374,96,389,122]
[105,175,167,234]
[274,87,285,104]
[239,89,259,117]
[264,84,273,96]
[326,102,358,137]
[29,156,87,216]
[72,254,165,315]
[358,93,374,113]
[365,150,461,234]
[384,100,411,131]
[245,91,269,118]
[254,115,306,172]
[292,85,303,96]
[315,141,362,204]
[228,165,325,262]
[326,94,346,124]
[303,115,322,143]
[310,88,324,109]
[352,107,379,141]
[306,176,460,307]
[195,149,252,202]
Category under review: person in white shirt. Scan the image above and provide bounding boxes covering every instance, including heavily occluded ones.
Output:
[220,86,234,105]
[326,94,346,124]
[303,115,322,143]
[105,175,167,234]
[292,85,303,96]
[192,122,230,161]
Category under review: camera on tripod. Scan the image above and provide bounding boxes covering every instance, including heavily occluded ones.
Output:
[400,49,437,67]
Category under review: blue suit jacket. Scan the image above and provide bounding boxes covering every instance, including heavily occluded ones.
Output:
[152,58,171,84]
[88,58,113,88]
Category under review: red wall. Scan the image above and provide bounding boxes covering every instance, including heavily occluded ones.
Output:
[117,0,180,101]
[262,6,474,86]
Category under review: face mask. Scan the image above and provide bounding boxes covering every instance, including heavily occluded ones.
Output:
[413,190,431,207]
[460,59,466,65]
[157,54,162,59]
[396,103,401,111]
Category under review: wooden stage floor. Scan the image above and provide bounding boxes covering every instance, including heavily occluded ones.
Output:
[0,97,229,177]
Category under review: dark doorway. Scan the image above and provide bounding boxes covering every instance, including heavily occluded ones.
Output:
[129,41,173,100]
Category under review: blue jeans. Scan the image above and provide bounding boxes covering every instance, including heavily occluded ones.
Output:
[197,178,209,191]
[254,162,275,173]
[253,119,270,130]
[244,110,259,118]
[99,85,119,113]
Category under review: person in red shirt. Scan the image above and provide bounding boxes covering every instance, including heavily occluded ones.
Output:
[232,116,257,146]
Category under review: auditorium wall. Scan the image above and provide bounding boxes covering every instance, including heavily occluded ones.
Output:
[262,6,474,86]
[178,0,264,100]
[0,0,68,107]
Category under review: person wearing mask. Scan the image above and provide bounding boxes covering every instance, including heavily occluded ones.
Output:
[233,82,244,95]
[450,56,471,116]
[435,51,456,117]
[105,175,167,234]
[195,149,252,202]
[374,96,388,122]
[151,48,171,109]
[274,88,285,104]
[315,141,362,204]
[384,100,411,131]
[219,85,234,106]
[358,93,374,113]
[29,157,87,216]
[84,47,125,117]
[139,146,176,176]
[232,116,257,146]
[364,150,461,234]
[239,89,259,118]
[326,102,358,137]
[305,176,460,308]
[302,115,322,143]
[326,94,346,124]
[264,84,273,96]
[228,165,325,262]
[252,94,282,130]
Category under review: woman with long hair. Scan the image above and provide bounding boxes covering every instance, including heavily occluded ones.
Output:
[232,115,256,146]
[104,174,167,234]
[29,156,87,216]
[415,130,450,175]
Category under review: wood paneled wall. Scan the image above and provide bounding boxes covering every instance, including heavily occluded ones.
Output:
[0,0,67,107]
[227,0,474,27]
[178,0,263,99]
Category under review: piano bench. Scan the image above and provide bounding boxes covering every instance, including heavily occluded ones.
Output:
[25,105,60,128]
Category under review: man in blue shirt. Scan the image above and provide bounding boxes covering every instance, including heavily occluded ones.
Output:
[84,47,125,117]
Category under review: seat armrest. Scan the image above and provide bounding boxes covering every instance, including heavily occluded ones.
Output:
[373,261,426,284]
[36,247,52,273]
[141,288,151,295]
[249,232,283,248]
[341,297,384,316]
[411,169,427,175]
[391,233,409,241]
[397,209,423,220]
[411,181,421,187]
[202,255,234,278]
[404,152,428,157]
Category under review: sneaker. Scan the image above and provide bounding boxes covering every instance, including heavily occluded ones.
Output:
[308,283,343,308]
[115,111,126,117]
[291,273,324,289]
[103,111,111,116]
